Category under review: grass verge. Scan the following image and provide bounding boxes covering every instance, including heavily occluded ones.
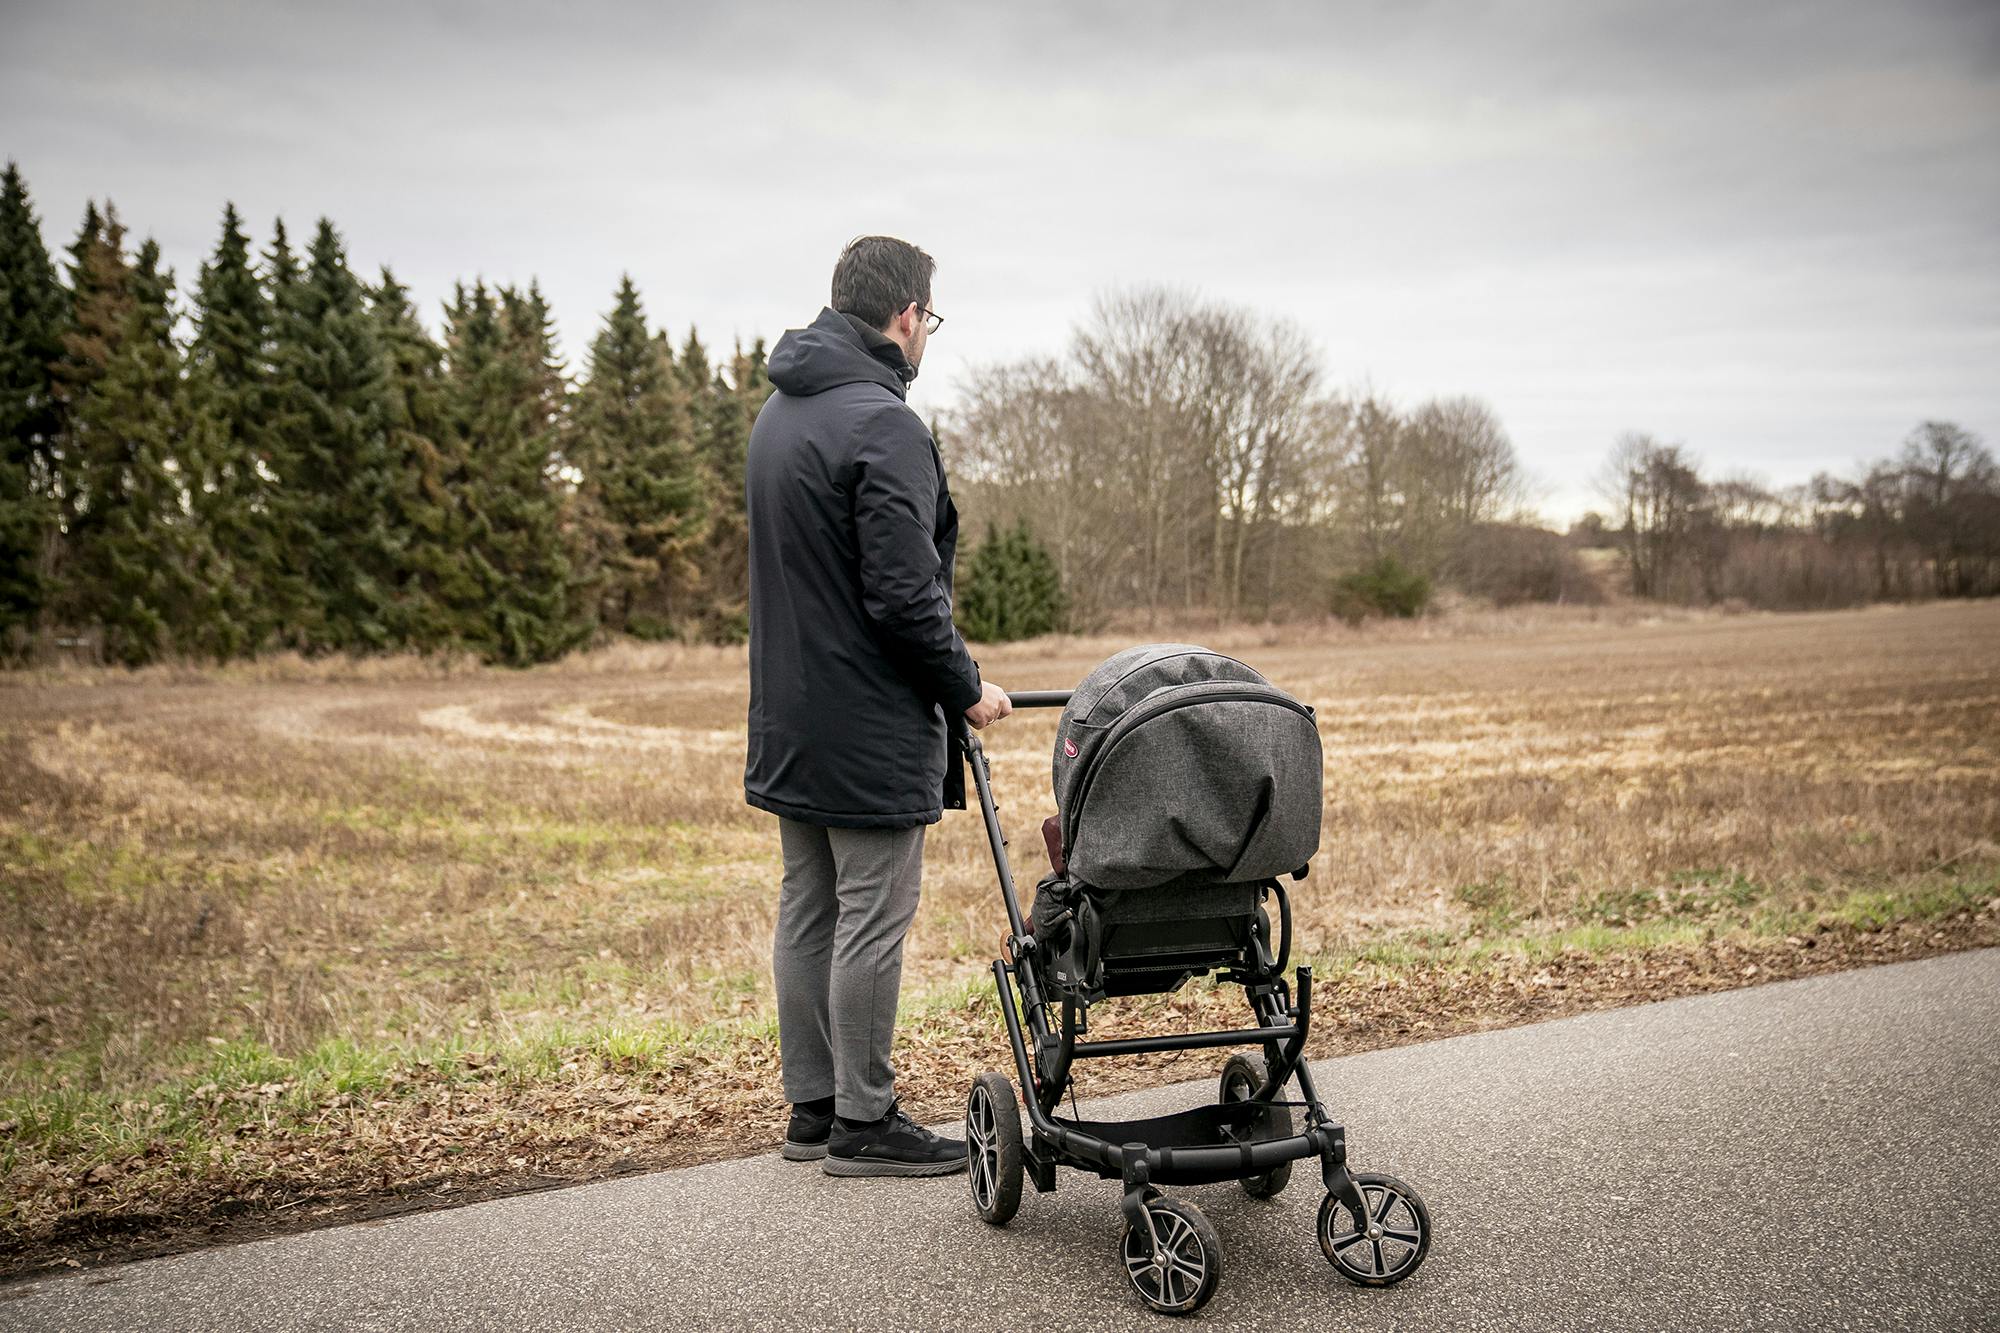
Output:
[5,868,1992,1280]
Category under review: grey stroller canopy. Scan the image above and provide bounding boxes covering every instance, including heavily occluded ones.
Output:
[1051,644,1323,892]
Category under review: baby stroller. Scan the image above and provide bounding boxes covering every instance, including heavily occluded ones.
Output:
[957,645,1430,1315]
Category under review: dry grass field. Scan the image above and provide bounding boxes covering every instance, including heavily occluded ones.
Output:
[3,600,1997,1274]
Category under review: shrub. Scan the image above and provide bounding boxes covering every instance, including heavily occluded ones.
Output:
[1331,555,1432,623]
[957,519,1068,642]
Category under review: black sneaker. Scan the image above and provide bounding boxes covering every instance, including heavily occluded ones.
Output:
[782,1096,836,1161]
[822,1101,968,1177]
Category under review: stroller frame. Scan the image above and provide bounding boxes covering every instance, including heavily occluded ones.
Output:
[958,691,1427,1313]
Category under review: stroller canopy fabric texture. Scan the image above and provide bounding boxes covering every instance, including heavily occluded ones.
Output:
[1052,644,1323,892]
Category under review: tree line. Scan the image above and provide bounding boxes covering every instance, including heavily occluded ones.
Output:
[947,287,1996,627]
[1,162,770,667]
[7,160,1992,667]
[1588,426,2000,608]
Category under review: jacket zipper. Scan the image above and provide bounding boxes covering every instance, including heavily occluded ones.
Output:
[1062,683,1314,860]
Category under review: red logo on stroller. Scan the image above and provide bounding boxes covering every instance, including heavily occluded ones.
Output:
[1062,737,1078,758]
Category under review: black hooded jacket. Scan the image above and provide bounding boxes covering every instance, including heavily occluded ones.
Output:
[743,306,982,828]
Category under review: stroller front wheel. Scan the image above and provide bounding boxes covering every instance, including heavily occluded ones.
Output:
[1121,1196,1223,1315]
[965,1072,1024,1226]
[1319,1172,1431,1287]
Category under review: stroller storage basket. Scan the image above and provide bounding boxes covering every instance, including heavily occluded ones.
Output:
[957,656,1431,1315]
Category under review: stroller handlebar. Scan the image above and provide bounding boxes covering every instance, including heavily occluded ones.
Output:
[1001,689,1072,710]
[949,689,1072,747]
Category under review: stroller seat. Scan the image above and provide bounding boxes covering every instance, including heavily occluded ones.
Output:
[1030,872,1277,1001]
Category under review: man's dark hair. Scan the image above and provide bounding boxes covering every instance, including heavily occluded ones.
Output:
[831,235,935,331]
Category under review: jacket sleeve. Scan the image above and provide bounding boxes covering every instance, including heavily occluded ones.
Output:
[851,402,984,714]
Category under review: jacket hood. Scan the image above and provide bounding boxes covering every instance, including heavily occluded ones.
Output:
[766,307,916,399]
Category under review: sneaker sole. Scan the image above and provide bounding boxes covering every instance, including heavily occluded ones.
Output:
[782,1140,828,1162]
[822,1154,967,1178]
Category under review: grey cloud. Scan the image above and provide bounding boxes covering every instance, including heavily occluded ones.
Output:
[3,0,1994,517]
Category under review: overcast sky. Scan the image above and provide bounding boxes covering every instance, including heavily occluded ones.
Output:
[6,0,1997,519]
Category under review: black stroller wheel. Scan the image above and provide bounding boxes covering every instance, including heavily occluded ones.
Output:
[964,1072,1024,1226]
[1120,1196,1222,1315]
[1319,1172,1430,1287]
[1218,1053,1293,1199]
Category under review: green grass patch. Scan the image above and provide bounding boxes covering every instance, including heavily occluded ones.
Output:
[4,866,1989,1194]
[1829,877,1991,931]
[1363,869,1992,977]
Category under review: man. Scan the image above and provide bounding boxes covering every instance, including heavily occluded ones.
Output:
[745,235,1011,1177]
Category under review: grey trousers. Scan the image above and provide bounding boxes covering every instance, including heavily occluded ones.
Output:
[772,817,926,1121]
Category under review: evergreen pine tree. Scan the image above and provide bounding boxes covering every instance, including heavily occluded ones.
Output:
[689,336,770,641]
[268,218,403,652]
[258,217,324,650]
[46,201,134,642]
[0,161,68,657]
[570,276,706,640]
[64,241,215,664]
[443,281,586,665]
[368,265,472,652]
[496,282,591,659]
[51,201,131,417]
[438,281,499,659]
[676,327,710,401]
[186,202,283,658]
[957,518,1068,643]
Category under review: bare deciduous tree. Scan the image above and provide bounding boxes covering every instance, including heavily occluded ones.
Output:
[1598,432,1704,599]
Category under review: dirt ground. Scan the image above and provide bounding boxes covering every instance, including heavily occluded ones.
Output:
[3,600,1996,1278]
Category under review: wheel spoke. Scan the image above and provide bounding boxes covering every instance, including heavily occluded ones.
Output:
[1383,1227,1421,1246]
[1330,1228,1369,1252]
[1371,1239,1386,1275]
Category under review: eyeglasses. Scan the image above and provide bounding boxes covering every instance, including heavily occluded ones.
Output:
[915,304,943,335]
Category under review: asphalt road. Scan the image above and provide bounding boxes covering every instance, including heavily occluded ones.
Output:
[8,949,1998,1332]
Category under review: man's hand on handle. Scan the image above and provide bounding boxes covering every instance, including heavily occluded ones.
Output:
[964,681,1012,730]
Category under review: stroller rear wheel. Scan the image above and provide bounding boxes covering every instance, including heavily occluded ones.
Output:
[1218,1053,1293,1199]
[965,1072,1024,1226]
[1120,1196,1222,1315]
[1319,1172,1430,1287]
